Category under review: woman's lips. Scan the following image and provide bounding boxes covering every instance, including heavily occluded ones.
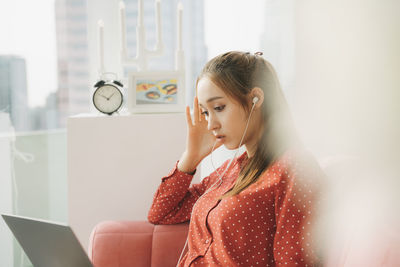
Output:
[216,135,225,140]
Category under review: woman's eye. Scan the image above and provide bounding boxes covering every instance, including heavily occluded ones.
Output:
[214,105,225,112]
[201,110,209,116]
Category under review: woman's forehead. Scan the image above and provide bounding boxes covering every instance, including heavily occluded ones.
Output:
[197,77,227,106]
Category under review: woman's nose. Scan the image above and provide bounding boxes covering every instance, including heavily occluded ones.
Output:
[207,114,220,131]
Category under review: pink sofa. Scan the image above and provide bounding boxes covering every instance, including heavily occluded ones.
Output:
[88,221,188,267]
[88,157,400,267]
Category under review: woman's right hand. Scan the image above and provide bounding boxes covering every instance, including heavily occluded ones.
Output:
[178,97,223,174]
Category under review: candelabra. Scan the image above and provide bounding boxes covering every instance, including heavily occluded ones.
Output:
[96,0,186,114]
[119,0,184,72]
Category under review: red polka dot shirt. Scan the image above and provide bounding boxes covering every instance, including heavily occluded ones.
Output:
[148,148,323,266]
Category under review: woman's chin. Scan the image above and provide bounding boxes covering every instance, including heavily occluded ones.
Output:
[223,142,239,150]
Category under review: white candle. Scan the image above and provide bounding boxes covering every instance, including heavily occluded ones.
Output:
[98,19,104,72]
[177,2,183,51]
[138,0,143,27]
[119,1,127,53]
[155,0,162,44]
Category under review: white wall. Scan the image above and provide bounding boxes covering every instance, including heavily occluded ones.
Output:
[68,113,194,250]
[292,0,400,159]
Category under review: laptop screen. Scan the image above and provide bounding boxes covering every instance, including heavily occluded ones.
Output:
[2,214,93,267]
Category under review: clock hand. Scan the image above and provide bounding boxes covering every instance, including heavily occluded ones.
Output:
[107,93,115,100]
[99,94,108,99]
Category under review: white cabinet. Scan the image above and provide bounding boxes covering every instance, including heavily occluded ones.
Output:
[67,113,190,250]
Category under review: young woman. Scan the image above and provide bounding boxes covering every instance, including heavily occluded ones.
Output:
[148,51,323,266]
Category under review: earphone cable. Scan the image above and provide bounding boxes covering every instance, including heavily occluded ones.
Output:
[176,101,257,266]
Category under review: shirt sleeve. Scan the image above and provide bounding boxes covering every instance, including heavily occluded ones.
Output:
[273,153,323,266]
[147,160,229,225]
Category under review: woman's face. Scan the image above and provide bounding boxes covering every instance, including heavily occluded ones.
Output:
[197,77,262,156]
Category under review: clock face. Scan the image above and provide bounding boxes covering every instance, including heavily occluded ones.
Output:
[93,84,123,114]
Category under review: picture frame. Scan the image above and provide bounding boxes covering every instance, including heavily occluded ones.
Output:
[127,70,185,113]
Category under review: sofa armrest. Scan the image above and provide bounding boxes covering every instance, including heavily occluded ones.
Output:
[89,221,189,267]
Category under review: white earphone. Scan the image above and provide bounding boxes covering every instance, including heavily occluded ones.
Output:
[176,94,260,266]
[252,96,259,104]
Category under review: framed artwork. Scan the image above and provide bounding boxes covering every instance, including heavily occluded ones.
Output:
[127,71,185,113]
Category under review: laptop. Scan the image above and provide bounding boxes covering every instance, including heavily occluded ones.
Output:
[1,214,93,267]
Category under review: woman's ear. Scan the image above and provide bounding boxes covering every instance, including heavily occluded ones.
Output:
[250,87,264,109]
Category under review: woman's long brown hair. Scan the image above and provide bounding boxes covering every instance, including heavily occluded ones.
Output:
[197,51,299,198]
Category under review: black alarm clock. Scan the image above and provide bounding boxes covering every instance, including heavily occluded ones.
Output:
[92,80,124,115]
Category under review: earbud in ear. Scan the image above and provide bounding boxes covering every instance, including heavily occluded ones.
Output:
[252,96,259,104]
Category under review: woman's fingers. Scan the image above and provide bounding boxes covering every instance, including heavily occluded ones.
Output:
[199,110,206,122]
[193,97,200,124]
[185,106,193,127]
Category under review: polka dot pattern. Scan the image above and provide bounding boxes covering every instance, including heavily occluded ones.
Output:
[148,148,323,266]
